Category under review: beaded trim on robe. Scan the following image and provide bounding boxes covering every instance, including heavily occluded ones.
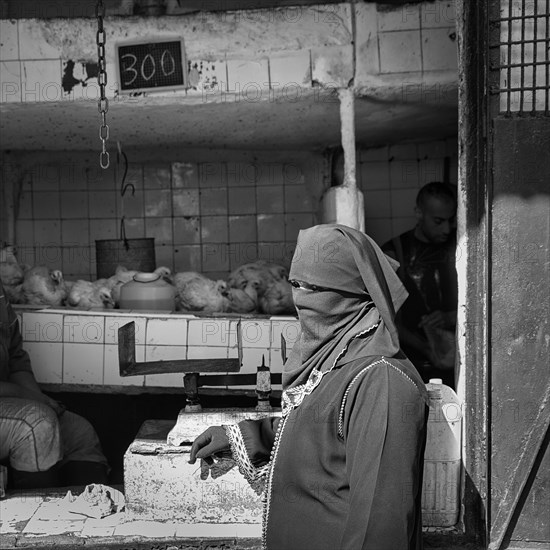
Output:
[261,413,288,550]
[224,424,270,496]
[262,322,380,549]
[281,321,380,416]
[337,357,423,438]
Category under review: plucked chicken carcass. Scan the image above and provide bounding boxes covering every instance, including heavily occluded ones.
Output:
[259,278,295,315]
[65,279,115,309]
[102,266,138,305]
[173,271,257,313]
[21,266,68,307]
[228,261,284,295]
[228,260,295,315]
[227,280,258,313]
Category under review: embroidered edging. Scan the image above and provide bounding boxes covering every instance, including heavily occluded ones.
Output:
[224,424,269,496]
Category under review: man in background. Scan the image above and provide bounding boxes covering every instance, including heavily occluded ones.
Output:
[382,181,458,388]
[0,281,109,489]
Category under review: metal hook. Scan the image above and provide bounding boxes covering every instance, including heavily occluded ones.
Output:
[120,218,130,251]
[117,141,133,197]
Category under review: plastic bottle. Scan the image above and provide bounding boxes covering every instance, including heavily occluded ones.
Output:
[422,378,462,527]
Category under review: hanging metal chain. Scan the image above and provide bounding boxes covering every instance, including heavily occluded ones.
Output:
[96,0,109,169]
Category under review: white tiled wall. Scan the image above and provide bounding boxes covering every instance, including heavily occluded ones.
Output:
[25,342,63,384]
[146,318,188,346]
[376,2,457,74]
[15,306,299,393]
[10,138,458,284]
[63,343,104,385]
[0,21,19,60]
[0,14,351,104]
[21,312,63,342]
[0,2,458,104]
[359,137,459,246]
[13,152,321,281]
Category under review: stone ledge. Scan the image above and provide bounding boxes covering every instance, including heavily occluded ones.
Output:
[0,533,18,548]
[1,488,475,550]
[1,530,478,550]
[14,533,86,547]
[2,536,262,550]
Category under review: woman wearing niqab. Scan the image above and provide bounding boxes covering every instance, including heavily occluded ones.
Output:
[190,224,429,550]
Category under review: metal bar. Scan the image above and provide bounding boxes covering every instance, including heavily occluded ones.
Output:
[488,383,550,550]
[532,0,538,112]
[546,0,549,114]
[457,0,491,542]
[198,373,283,387]
[200,374,256,386]
[491,111,548,118]
[237,320,242,365]
[489,37,550,46]
[118,321,241,377]
[519,0,526,112]
[506,0,512,114]
[122,358,242,376]
[495,60,550,69]
[497,85,550,91]
[497,13,549,21]
[118,321,136,376]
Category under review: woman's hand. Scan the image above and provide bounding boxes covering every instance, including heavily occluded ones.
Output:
[188,426,230,466]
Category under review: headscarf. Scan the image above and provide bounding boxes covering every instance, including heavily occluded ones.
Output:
[283,224,408,392]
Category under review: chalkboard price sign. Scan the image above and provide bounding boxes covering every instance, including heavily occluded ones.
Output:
[116,38,188,94]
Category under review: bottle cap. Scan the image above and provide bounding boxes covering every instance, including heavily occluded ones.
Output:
[429,378,443,384]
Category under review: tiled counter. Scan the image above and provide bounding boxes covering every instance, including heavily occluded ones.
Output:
[13,306,299,393]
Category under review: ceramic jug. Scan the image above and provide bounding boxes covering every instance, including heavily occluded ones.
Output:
[119,272,176,311]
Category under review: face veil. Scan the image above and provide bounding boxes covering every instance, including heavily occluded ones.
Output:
[283,224,408,391]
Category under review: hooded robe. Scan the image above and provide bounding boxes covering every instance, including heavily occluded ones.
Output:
[224,224,428,550]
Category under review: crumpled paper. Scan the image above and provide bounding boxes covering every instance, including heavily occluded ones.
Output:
[64,483,125,519]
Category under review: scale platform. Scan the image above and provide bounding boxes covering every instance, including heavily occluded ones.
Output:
[124,410,279,523]
[119,321,282,522]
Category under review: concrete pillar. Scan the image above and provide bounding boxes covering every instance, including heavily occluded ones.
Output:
[320,88,365,232]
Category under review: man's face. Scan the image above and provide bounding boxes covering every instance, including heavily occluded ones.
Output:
[415,196,456,244]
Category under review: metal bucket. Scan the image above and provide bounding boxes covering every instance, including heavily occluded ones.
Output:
[95,238,156,279]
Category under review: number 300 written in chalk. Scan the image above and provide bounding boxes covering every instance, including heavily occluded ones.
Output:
[117,41,186,92]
